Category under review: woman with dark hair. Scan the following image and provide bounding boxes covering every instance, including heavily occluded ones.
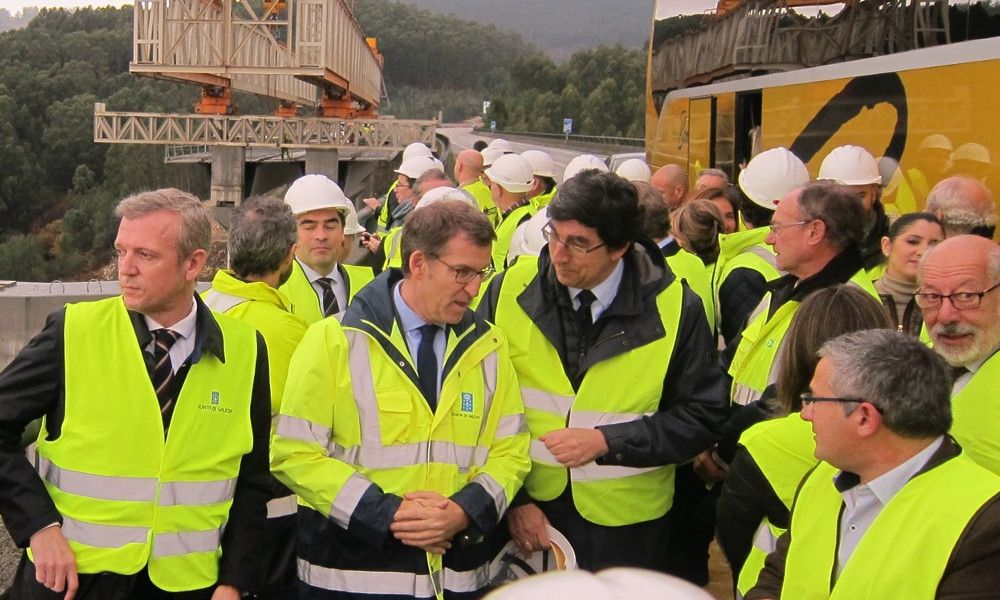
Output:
[874,212,944,335]
[716,285,892,595]
[691,186,738,233]
[672,199,725,267]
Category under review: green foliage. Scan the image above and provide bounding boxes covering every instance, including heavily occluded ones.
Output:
[0,235,48,281]
[486,45,645,137]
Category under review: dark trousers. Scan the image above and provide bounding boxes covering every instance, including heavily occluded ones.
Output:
[10,555,214,600]
[536,487,669,572]
[660,463,718,586]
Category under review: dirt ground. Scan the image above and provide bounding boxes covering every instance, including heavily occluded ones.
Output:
[706,540,735,599]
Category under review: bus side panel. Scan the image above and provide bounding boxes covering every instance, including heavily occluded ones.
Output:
[715,92,736,179]
[688,97,713,187]
[760,61,999,215]
[651,96,689,169]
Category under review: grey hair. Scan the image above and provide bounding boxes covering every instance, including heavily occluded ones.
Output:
[412,169,450,199]
[798,181,865,251]
[818,329,952,438]
[698,167,730,183]
[115,188,212,260]
[228,196,297,278]
[925,177,997,235]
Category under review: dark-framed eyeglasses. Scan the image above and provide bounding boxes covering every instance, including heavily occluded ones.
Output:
[800,393,882,413]
[914,282,1000,310]
[541,221,606,255]
[433,256,495,284]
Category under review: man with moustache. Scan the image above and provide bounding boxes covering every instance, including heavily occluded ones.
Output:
[204,196,307,599]
[0,189,271,599]
[917,234,1000,475]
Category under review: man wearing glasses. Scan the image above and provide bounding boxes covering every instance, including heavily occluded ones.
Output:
[271,201,530,599]
[477,169,728,570]
[747,329,1000,599]
[727,181,879,407]
[917,234,1000,475]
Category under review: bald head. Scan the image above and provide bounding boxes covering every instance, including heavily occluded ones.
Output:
[919,234,1000,367]
[650,164,688,210]
[454,149,485,186]
[925,176,997,239]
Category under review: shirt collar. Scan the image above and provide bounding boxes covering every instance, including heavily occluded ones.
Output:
[298,258,339,283]
[834,436,945,504]
[144,297,198,341]
[568,259,625,311]
[393,281,436,333]
[657,235,675,249]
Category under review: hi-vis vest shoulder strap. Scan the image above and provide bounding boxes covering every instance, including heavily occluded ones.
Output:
[493,258,682,526]
[493,205,535,272]
[729,269,879,406]
[950,351,1000,475]
[781,455,1000,600]
[33,297,256,592]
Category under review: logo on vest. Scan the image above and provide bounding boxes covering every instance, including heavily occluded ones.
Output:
[199,391,231,414]
[461,392,474,413]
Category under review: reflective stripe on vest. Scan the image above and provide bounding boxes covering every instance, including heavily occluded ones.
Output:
[266,494,298,519]
[494,258,683,526]
[781,455,1000,599]
[201,290,250,314]
[36,297,256,591]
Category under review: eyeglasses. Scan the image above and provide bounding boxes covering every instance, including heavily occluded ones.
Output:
[768,219,812,234]
[542,222,606,255]
[800,393,882,413]
[914,282,1000,310]
[433,256,495,284]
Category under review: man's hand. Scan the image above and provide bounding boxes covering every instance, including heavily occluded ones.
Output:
[693,448,729,484]
[29,525,78,600]
[210,584,241,600]
[390,491,470,555]
[540,428,608,468]
[506,503,551,554]
[362,196,381,211]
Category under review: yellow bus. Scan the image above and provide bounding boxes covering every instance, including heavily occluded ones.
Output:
[646,28,1000,216]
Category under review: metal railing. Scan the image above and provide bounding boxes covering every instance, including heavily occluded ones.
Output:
[490,130,644,148]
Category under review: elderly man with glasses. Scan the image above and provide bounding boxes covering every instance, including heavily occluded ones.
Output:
[918,234,1000,476]
[477,169,728,571]
[271,200,529,600]
[747,329,1000,599]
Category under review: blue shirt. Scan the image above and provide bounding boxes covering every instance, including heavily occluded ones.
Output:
[393,281,446,398]
[568,259,625,323]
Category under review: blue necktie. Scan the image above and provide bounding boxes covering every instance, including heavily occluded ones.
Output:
[417,324,439,408]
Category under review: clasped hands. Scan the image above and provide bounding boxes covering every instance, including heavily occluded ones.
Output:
[390,491,470,555]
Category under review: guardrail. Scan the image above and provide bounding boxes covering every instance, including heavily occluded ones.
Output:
[489,130,644,148]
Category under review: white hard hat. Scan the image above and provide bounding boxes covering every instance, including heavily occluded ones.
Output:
[485,154,535,194]
[563,154,609,182]
[507,207,549,262]
[488,525,577,588]
[482,146,505,168]
[521,150,556,178]
[486,138,514,153]
[486,568,713,599]
[341,202,363,235]
[284,174,352,217]
[395,156,441,180]
[415,186,478,211]
[615,158,652,183]
[738,147,809,210]
[818,145,881,186]
[952,142,992,165]
[919,134,953,152]
[402,142,433,161]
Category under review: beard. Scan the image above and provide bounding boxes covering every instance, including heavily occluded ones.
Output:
[932,320,1000,367]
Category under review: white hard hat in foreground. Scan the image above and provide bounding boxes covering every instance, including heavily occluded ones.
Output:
[415,186,478,211]
[521,150,556,178]
[738,147,809,209]
[402,142,433,161]
[485,568,713,599]
[395,156,444,180]
[818,145,882,186]
[485,154,535,194]
[615,158,652,183]
[284,174,352,217]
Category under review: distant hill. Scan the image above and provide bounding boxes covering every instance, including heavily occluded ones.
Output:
[396,0,653,60]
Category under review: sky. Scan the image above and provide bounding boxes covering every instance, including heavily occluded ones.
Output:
[5,0,720,17]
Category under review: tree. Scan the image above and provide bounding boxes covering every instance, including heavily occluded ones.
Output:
[0,235,48,280]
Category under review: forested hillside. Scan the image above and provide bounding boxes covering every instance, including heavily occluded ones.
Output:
[0,1,661,280]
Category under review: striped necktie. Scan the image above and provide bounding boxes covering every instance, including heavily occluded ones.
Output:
[151,328,180,421]
[316,277,340,317]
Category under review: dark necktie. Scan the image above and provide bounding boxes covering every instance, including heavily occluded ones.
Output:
[151,328,180,421]
[576,289,597,330]
[417,324,439,408]
[950,365,969,385]
[316,277,340,317]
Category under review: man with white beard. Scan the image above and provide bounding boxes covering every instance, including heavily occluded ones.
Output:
[918,234,1000,475]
